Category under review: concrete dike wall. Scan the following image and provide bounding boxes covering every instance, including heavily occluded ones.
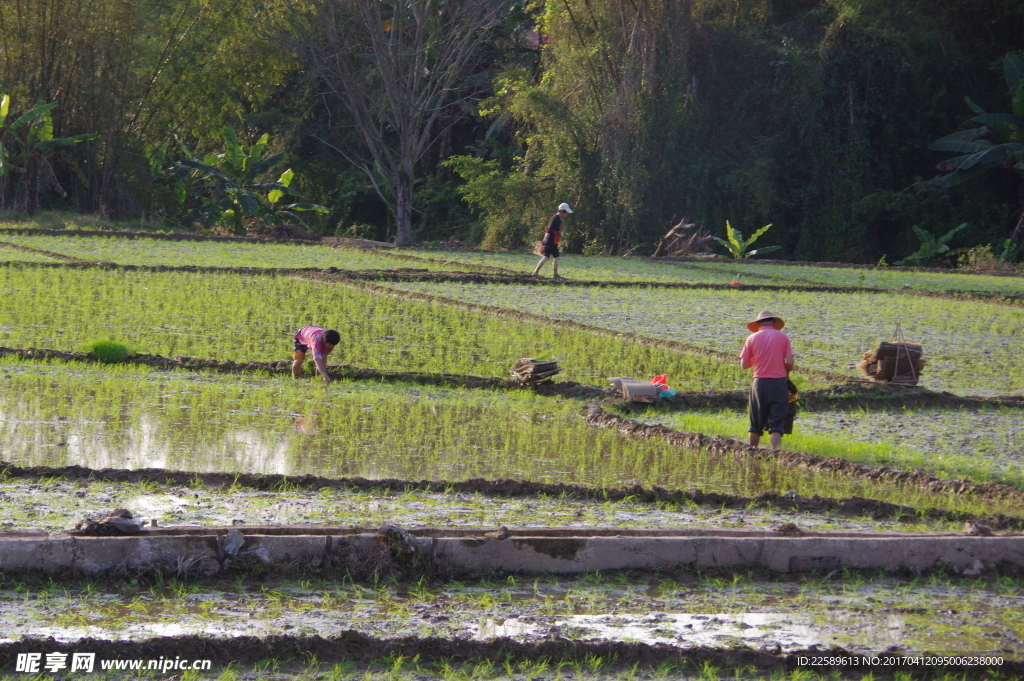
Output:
[1,526,1021,578]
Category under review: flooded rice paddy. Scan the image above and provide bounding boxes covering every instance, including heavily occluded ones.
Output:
[2,232,1023,676]
[1,573,1021,658]
[0,477,956,536]
[0,360,1018,517]
[388,282,1024,396]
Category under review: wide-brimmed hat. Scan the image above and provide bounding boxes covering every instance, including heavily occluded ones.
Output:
[747,310,784,332]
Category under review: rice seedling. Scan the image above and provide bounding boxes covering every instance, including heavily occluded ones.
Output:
[0,266,748,388]
[82,339,133,363]
[0,232,484,272]
[688,259,1024,296]
[0,245,57,262]
[388,281,1024,395]
[627,405,1024,487]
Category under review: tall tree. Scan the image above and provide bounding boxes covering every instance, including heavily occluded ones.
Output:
[0,0,294,218]
[285,0,512,246]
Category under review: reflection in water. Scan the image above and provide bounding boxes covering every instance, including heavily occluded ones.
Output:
[0,365,967,504]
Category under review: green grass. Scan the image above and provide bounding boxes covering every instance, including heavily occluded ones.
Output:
[0,265,749,389]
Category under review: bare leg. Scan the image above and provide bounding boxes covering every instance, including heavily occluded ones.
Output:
[292,351,306,379]
[769,432,782,449]
[748,432,761,447]
[552,257,561,279]
[533,256,549,275]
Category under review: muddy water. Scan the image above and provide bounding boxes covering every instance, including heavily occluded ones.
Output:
[2,577,1020,658]
[0,362,995,507]
[0,478,953,534]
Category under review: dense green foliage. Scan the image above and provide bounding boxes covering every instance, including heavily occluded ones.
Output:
[0,0,1021,261]
[456,0,1024,260]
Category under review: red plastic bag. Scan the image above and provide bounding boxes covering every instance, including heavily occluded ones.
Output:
[651,374,670,390]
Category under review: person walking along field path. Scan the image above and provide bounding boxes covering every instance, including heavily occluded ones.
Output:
[533,202,573,279]
[739,310,794,449]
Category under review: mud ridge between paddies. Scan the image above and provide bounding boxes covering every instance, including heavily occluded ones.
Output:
[584,404,1024,511]
[0,239,88,262]
[6,634,1016,678]
[0,346,607,398]
[6,346,1022,410]
[4,451,1024,531]
[0,226,319,244]
[306,264,1024,307]
[3,258,1022,307]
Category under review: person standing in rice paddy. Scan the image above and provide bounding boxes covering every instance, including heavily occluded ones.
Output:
[532,202,573,279]
[292,325,340,383]
[739,311,794,449]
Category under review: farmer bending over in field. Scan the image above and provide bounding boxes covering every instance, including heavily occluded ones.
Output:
[292,325,340,384]
[533,202,573,279]
[739,311,794,449]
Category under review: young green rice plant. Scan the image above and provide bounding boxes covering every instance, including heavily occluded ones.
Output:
[0,231,495,272]
[82,339,133,363]
[632,405,1024,488]
[3,358,1020,519]
[0,266,749,389]
[690,259,1024,296]
[400,280,1024,395]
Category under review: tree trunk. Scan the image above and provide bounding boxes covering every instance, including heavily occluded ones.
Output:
[395,166,414,247]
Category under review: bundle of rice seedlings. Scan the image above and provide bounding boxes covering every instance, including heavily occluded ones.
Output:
[511,358,562,384]
[857,341,925,385]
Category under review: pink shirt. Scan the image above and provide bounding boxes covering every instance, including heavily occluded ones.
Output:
[740,327,793,379]
[294,326,333,361]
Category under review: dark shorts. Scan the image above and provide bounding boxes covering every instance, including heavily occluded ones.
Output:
[542,242,560,258]
[293,341,309,354]
[749,377,789,435]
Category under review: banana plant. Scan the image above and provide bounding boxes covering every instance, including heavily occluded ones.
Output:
[711,220,781,259]
[171,126,327,235]
[894,223,968,266]
[0,93,98,215]
[930,53,1024,250]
